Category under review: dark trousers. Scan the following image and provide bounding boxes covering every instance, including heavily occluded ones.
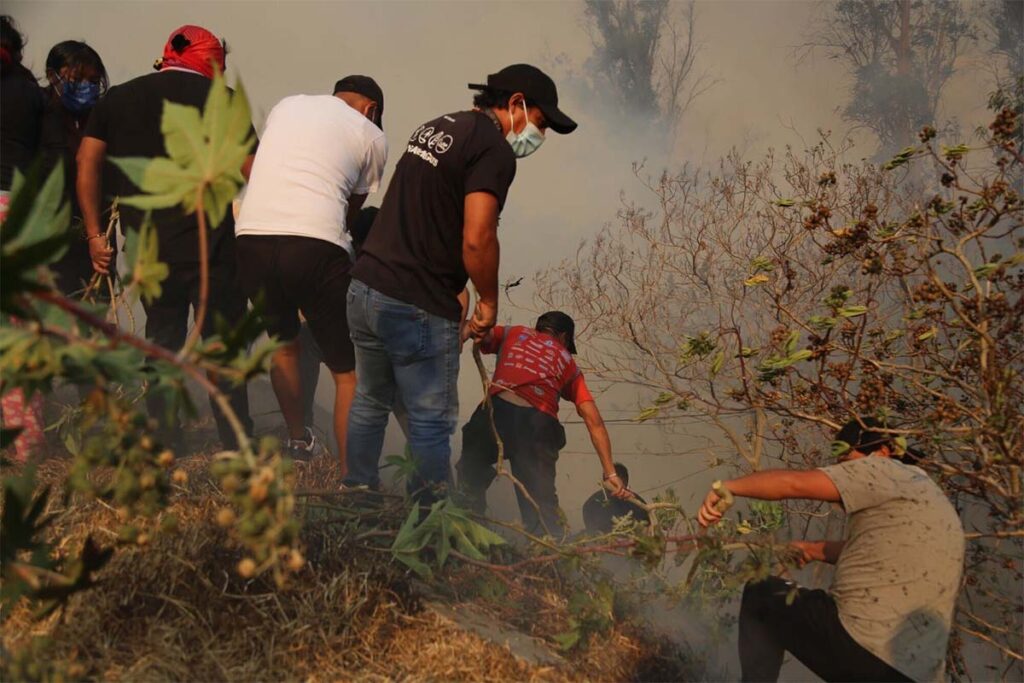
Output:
[739,577,912,682]
[143,262,252,451]
[456,398,566,535]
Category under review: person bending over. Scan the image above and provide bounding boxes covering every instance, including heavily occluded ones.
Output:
[457,312,627,534]
[234,76,386,470]
[582,462,649,534]
[698,418,964,683]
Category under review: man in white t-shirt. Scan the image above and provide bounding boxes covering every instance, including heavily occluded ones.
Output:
[698,418,964,682]
[235,76,387,472]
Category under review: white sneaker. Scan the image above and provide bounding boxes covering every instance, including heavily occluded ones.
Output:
[285,427,317,462]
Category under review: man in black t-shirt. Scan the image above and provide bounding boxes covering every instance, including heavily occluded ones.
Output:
[77,25,256,451]
[345,64,577,498]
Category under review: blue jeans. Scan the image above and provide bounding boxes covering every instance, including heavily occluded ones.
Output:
[345,280,460,491]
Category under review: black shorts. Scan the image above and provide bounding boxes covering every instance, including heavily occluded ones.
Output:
[236,235,354,373]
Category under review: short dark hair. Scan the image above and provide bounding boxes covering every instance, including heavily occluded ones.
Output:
[613,462,629,485]
[835,417,892,455]
[472,88,531,110]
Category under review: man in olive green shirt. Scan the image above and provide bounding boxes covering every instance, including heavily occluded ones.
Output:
[699,418,964,682]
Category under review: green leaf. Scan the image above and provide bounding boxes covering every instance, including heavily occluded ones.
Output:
[787,349,813,363]
[809,316,837,330]
[744,273,770,287]
[653,391,674,405]
[2,162,69,255]
[783,330,800,356]
[122,218,169,303]
[750,256,774,273]
[941,144,970,160]
[738,346,759,358]
[110,157,198,211]
[830,440,851,458]
[635,407,660,422]
[973,263,1000,279]
[838,305,868,318]
[161,101,205,167]
[774,198,796,207]
[553,628,582,651]
[710,349,725,376]
[917,327,937,341]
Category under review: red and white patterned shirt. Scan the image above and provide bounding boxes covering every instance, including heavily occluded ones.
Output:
[481,325,594,419]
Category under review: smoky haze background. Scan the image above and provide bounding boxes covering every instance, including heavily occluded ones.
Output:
[7,0,995,535]
[6,2,1001,674]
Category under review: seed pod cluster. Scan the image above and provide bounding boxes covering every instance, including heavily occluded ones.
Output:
[210,437,304,586]
[68,397,172,519]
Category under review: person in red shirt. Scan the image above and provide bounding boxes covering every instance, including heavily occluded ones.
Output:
[457,311,627,534]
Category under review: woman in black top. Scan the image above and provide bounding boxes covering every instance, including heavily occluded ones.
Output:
[40,40,108,295]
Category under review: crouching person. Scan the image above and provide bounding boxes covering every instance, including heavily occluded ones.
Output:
[582,463,650,534]
[698,418,964,683]
[456,312,628,535]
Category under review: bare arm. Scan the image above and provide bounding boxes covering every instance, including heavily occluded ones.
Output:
[576,400,627,498]
[462,191,500,341]
[241,153,255,182]
[457,288,470,321]
[76,136,112,274]
[698,469,841,527]
[790,540,846,565]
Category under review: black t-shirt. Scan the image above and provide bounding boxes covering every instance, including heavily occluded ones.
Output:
[582,490,650,534]
[84,70,254,265]
[41,96,99,287]
[40,97,85,218]
[0,70,44,190]
[351,110,516,321]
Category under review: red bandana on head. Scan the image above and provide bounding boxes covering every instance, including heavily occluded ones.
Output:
[159,25,225,79]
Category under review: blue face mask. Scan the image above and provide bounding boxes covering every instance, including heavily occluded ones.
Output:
[59,79,100,113]
[505,101,545,158]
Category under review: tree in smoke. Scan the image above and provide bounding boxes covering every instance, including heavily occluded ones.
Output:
[801,0,974,158]
[536,101,1023,673]
[582,0,718,145]
[982,0,1023,74]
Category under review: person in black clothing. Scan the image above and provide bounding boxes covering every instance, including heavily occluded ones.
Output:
[76,24,256,452]
[40,40,109,296]
[0,15,46,462]
[346,64,577,498]
[0,15,44,195]
[582,463,650,534]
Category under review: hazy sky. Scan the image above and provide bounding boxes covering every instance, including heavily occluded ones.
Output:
[7,0,997,524]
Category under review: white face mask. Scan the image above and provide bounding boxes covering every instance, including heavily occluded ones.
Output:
[506,100,545,158]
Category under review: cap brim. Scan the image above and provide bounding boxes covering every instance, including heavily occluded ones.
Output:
[467,82,489,91]
[538,103,577,134]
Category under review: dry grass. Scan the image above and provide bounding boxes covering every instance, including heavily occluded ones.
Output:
[2,449,697,682]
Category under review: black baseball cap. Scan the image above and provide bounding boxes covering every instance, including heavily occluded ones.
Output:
[469,64,577,135]
[334,75,384,130]
[835,417,891,455]
[536,311,577,354]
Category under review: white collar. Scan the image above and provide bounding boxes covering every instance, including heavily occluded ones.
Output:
[160,66,206,78]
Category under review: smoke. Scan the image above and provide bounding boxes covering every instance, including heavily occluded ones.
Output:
[9,8,1001,666]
